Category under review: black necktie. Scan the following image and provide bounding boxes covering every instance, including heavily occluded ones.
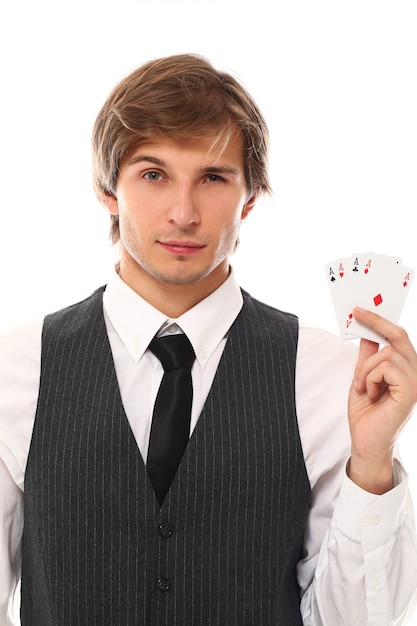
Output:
[147,333,196,506]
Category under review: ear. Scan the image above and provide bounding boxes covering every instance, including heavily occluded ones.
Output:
[102,192,119,216]
[241,192,258,220]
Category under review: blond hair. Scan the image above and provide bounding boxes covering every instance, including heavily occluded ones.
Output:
[91,53,271,243]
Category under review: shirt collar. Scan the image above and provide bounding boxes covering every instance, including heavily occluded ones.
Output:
[103,267,243,368]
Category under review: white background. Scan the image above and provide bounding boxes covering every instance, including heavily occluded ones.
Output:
[1,0,417,619]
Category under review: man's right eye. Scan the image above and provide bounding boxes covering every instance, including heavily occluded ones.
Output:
[143,171,163,181]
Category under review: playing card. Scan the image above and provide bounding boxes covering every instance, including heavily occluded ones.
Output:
[325,253,414,343]
[325,256,356,338]
[344,255,414,342]
[325,252,377,338]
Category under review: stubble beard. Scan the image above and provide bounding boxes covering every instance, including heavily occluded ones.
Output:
[121,222,239,287]
[135,254,222,286]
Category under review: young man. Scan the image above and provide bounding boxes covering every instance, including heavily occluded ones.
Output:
[1,53,417,625]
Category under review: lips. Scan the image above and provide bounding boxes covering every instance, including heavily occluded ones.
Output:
[159,240,205,255]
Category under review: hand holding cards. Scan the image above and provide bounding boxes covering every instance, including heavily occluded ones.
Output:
[325,253,414,343]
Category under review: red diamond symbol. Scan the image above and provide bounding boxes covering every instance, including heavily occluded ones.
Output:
[373,293,383,306]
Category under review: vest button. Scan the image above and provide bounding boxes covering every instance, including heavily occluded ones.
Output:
[159,522,173,538]
[156,577,171,592]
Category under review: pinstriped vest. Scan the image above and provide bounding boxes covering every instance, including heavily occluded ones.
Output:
[22,287,311,625]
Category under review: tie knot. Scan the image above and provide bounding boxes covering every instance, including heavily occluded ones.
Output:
[148,333,196,371]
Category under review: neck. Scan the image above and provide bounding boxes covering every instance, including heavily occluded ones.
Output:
[117,262,229,318]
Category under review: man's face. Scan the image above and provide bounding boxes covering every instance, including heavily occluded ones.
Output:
[105,135,256,299]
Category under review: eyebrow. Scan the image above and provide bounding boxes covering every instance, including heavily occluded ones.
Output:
[127,155,165,167]
[126,154,241,177]
[200,165,241,177]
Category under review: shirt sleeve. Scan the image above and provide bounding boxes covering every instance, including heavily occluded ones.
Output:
[0,322,42,626]
[296,325,417,625]
[0,460,22,626]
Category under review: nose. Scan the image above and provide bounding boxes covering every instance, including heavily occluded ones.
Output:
[167,183,200,226]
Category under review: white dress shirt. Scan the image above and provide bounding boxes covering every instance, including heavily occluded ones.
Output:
[1,268,417,626]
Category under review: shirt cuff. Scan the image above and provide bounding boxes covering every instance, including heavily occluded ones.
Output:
[332,459,409,547]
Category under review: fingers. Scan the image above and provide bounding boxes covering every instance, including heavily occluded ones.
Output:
[359,357,393,399]
[355,335,379,368]
[354,343,391,395]
[353,307,412,355]
[354,337,379,392]
[352,308,417,401]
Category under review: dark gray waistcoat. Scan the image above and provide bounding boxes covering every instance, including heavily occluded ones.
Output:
[22,288,311,625]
